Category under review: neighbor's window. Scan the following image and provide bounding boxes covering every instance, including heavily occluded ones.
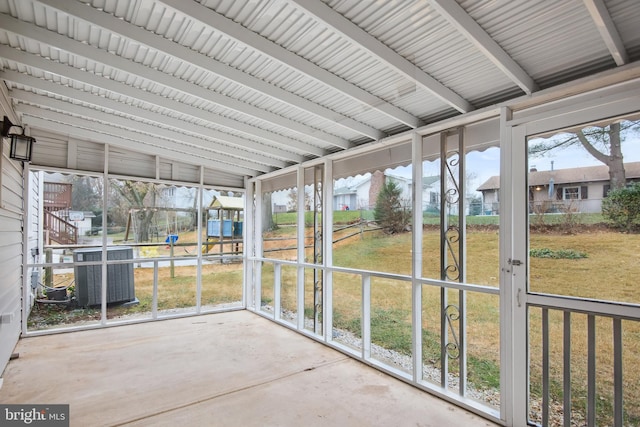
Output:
[563,186,579,200]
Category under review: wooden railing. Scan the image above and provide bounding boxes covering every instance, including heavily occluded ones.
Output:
[43,182,72,211]
[44,210,77,245]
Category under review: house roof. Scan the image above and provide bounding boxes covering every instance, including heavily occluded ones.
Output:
[333,186,356,196]
[1,1,639,188]
[422,176,440,188]
[477,161,640,191]
[335,173,440,196]
[210,195,244,211]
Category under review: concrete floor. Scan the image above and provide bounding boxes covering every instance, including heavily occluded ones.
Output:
[0,311,499,427]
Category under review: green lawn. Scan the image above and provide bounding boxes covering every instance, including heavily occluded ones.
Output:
[35,213,639,425]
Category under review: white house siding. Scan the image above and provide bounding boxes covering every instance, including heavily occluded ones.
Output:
[0,143,25,376]
[571,182,605,214]
[355,182,370,210]
[334,193,355,210]
[482,190,500,215]
[530,182,605,214]
[26,171,41,312]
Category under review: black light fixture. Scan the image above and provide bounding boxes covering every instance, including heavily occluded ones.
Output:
[1,115,35,162]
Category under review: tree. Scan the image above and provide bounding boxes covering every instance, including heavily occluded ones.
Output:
[602,182,640,232]
[373,180,410,234]
[70,175,103,213]
[529,120,640,190]
[262,192,275,232]
[110,180,158,242]
[287,188,298,212]
[286,188,311,212]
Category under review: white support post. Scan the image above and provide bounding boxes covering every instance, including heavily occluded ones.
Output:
[411,132,423,382]
[457,128,467,397]
[243,176,253,309]
[21,162,30,336]
[253,179,263,312]
[195,167,203,313]
[101,145,109,325]
[323,159,333,342]
[505,112,531,426]
[362,273,371,360]
[296,166,305,330]
[499,107,514,425]
[274,262,281,320]
[152,260,159,319]
[512,126,530,426]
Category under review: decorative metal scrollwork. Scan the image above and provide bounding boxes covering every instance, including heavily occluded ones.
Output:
[444,265,460,281]
[444,304,461,360]
[444,187,460,205]
[444,226,461,281]
[445,225,460,244]
[443,152,461,205]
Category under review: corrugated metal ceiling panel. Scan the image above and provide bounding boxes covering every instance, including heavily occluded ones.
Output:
[326,0,515,107]
[607,0,640,60]
[0,0,638,187]
[466,0,613,85]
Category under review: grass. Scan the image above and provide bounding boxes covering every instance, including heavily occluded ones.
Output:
[263,220,640,423]
[32,213,640,424]
[28,262,244,329]
[273,210,373,226]
[272,210,605,227]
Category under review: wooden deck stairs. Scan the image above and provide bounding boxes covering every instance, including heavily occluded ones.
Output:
[43,182,77,245]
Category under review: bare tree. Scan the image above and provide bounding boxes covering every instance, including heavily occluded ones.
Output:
[287,188,298,212]
[529,120,640,190]
[111,180,158,242]
[286,188,311,212]
[262,192,274,232]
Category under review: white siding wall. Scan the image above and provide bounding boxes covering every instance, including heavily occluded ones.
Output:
[0,139,24,376]
[355,183,370,210]
[25,170,41,314]
[576,182,604,213]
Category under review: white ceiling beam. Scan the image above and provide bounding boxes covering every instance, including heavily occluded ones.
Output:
[11,90,278,172]
[1,70,302,165]
[289,0,473,114]
[17,105,260,176]
[428,0,538,95]
[583,0,629,66]
[0,45,325,157]
[0,14,349,150]
[158,0,422,128]
[35,0,384,141]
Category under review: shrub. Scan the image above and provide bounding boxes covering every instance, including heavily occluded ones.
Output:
[602,182,640,232]
[373,180,411,234]
[529,248,587,259]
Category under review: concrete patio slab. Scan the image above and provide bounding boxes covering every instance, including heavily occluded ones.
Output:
[0,311,499,427]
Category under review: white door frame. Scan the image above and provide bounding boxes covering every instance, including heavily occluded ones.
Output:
[504,83,640,424]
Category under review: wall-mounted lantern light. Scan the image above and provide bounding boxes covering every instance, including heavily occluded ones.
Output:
[1,116,35,162]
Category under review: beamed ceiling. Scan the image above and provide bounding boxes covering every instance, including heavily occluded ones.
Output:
[0,0,639,187]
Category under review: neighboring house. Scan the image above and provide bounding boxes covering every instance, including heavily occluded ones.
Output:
[333,171,441,212]
[477,161,640,214]
[66,210,96,237]
[160,186,204,209]
[273,204,287,213]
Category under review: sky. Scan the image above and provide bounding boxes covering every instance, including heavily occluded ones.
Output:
[272,121,640,204]
[470,128,640,193]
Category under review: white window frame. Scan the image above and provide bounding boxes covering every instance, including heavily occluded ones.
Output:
[563,186,580,200]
